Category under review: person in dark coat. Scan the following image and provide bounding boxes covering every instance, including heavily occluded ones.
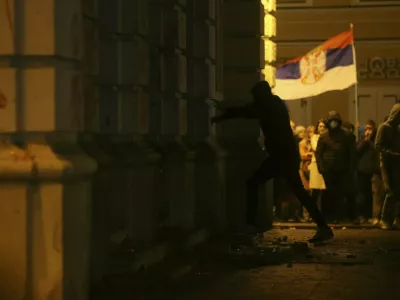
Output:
[341,121,358,221]
[211,81,333,242]
[316,111,356,223]
[375,104,400,229]
[356,119,380,221]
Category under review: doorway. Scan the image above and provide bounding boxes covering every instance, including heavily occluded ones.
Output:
[349,87,400,125]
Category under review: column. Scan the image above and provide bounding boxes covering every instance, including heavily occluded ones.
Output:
[187,0,227,232]
[0,1,97,299]
[259,0,277,228]
[97,0,161,247]
[150,0,196,233]
[220,0,275,228]
[148,0,164,139]
[161,0,187,139]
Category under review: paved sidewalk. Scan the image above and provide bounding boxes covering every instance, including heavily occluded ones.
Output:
[102,228,400,300]
[273,221,375,230]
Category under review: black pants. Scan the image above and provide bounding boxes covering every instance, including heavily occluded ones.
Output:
[381,164,400,224]
[311,189,324,211]
[358,173,373,219]
[246,157,327,228]
[322,172,347,221]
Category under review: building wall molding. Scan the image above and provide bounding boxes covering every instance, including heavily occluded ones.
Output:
[278,3,400,10]
[276,38,400,46]
[350,0,400,7]
[277,0,313,8]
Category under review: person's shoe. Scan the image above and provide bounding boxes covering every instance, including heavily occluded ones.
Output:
[308,227,334,243]
[370,218,380,226]
[379,221,393,230]
[392,219,400,230]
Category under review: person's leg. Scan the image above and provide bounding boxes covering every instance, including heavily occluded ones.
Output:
[380,168,398,228]
[319,189,326,213]
[359,174,373,220]
[285,168,328,228]
[311,189,320,206]
[284,167,333,242]
[372,174,384,221]
[329,173,346,222]
[322,173,343,223]
[246,158,275,226]
[321,176,332,221]
[346,193,357,222]
[391,169,400,227]
[273,179,282,220]
[380,192,396,228]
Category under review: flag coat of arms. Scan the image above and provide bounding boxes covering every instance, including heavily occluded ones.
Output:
[273,29,357,100]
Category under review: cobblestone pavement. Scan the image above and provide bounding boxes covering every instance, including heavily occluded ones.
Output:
[109,228,400,300]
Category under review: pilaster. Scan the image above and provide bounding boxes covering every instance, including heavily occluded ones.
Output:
[187,0,227,232]
[220,0,275,229]
[94,0,162,248]
[0,2,97,299]
[146,0,198,234]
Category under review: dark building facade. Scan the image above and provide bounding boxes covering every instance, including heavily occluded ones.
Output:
[0,0,276,299]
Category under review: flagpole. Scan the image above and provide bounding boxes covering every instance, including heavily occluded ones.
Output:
[350,23,359,139]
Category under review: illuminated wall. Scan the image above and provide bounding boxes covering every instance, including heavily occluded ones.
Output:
[261,0,277,87]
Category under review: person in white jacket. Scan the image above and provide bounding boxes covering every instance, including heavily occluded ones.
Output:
[308,120,327,210]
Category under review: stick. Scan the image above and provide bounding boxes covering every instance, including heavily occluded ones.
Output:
[350,23,359,139]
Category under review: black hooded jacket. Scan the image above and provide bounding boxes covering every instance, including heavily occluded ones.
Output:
[315,111,356,173]
[217,81,300,168]
[375,103,400,161]
[375,104,400,192]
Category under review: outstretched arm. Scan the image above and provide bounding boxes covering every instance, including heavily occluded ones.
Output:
[211,104,259,124]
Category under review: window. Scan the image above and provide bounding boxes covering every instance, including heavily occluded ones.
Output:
[277,0,313,7]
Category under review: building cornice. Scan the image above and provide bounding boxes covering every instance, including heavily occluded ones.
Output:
[276,38,400,46]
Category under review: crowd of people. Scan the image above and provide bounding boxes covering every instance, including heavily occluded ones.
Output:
[212,81,399,241]
[274,104,400,229]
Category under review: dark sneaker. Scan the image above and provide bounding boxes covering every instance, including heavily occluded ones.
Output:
[308,227,334,243]
[370,218,380,226]
[379,221,393,230]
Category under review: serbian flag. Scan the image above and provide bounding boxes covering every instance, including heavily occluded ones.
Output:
[273,28,357,100]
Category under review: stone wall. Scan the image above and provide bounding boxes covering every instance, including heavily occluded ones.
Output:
[0,0,270,298]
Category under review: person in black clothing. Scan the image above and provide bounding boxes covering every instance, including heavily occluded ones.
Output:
[356,119,380,221]
[211,81,333,243]
[316,112,356,223]
[341,121,358,222]
[375,104,400,229]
